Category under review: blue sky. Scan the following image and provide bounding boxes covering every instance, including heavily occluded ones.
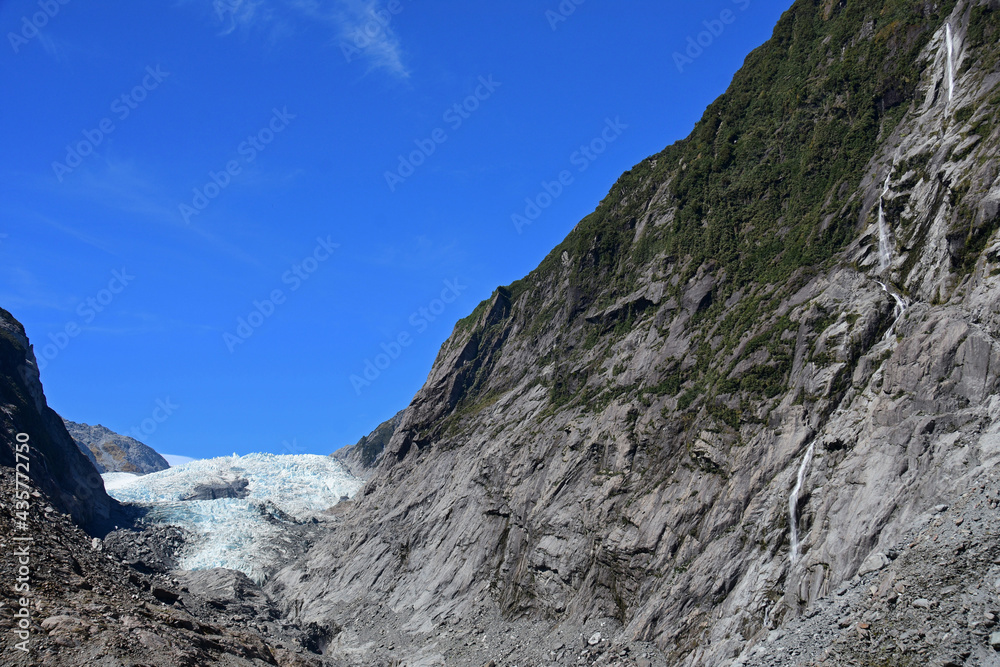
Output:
[0,0,792,460]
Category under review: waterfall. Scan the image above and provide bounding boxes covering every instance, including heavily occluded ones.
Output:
[877,282,907,321]
[877,173,892,272]
[877,281,909,340]
[945,23,955,104]
[788,440,815,563]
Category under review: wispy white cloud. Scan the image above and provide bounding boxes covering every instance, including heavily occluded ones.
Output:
[212,0,270,36]
[44,157,183,227]
[36,32,62,60]
[205,0,410,78]
[162,454,198,466]
[26,31,103,65]
[294,0,410,78]
[83,310,218,336]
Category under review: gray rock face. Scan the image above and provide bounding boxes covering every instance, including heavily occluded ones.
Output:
[265,2,1000,665]
[0,308,115,532]
[856,551,890,576]
[738,471,1000,666]
[174,568,267,610]
[182,476,250,500]
[332,410,404,479]
[102,523,190,574]
[63,419,169,475]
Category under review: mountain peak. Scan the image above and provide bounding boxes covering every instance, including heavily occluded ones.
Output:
[63,419,170,475]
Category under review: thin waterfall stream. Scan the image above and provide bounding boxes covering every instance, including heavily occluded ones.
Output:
[946,23,955,103]
[788,440,815,563]
[877,173,892,272]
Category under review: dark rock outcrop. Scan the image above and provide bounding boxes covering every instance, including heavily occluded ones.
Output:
[102,523,190,574]
[182,476,250,501]
[0,308,115,533]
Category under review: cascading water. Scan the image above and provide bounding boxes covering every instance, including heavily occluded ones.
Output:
[788,440,815,563]
[818,171,909,567]
[945,23,955,104]
[878,281,907,320]
[877,173,892,272]
[877,280,909,340]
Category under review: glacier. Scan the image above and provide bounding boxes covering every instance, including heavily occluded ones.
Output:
[102,453,364,583]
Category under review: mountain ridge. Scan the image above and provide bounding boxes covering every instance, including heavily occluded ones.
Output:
[331,409,404,479]
[63,419,170,475]
[266,1,1000,664]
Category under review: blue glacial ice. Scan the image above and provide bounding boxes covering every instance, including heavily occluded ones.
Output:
[102,453,363,583]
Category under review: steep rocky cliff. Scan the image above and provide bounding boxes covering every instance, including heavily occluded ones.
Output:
[0,308,115,532]
[269,0,1000,664]
[332,410,404,479]
[64,419,170,475]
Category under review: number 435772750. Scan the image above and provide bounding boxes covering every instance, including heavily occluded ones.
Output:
[14,434,31,524]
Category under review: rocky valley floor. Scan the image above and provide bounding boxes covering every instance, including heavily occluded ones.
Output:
[1,463,668,666]
[4,456,1000,666]
[740,465,1000,667]
[0,466,330,667]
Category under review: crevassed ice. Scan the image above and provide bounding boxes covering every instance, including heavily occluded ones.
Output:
[102,453,363,583]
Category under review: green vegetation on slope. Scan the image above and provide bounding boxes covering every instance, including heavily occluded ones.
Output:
[563,0,955,298]
[451,0,959,417]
